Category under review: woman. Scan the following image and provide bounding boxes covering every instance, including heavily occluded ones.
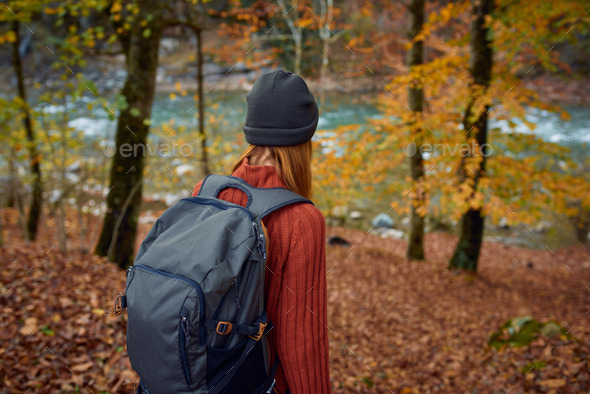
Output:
[192,70,331,393]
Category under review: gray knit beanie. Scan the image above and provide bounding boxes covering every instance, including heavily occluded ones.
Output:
[243,70,319,146]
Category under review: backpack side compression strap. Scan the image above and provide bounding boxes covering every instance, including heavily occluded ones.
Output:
[198,174,313,219]
[207,312,270,394]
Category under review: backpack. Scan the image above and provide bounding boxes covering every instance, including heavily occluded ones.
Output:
[112,175,312,394]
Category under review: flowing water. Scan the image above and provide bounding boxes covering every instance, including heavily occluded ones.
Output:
[46,91,590,249]
[66,91,589,156]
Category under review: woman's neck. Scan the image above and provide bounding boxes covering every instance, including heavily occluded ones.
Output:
[248,148,275,167]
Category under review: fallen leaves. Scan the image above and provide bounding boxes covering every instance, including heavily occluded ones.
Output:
[1,208,589,393]
[538,378,567,388]
[325,227,590,392]
[0,209,138,392]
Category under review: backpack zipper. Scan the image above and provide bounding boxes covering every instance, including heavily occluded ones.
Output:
[129,264,206,346]
[232,278,241,309]
[179,308,192,386]
[183,197,264,261]
[252,222,267,261]
[181,197,254,221]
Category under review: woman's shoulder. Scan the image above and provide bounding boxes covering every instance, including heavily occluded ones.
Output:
[270,200,325,232]
[292,201,324,220]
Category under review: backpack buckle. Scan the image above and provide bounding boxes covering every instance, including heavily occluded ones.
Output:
[105,292,126,318]
[216,321,233,335]
[249,321,267,341]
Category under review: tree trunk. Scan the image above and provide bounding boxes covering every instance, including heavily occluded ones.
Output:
[448,0,494,272]
[318,0,333,107]
[12,20,42,241]
[95,0,163,269]
[0,210,3,247]
[277,0,302,75]
[294,28,302,75]
[58,96,69,253]
[568,201,590,245]
[406,0,425,261]
[9,151,27,239]
[196,28,210,176]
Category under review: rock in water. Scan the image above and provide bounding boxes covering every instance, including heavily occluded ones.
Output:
[379,229,404,239]
[372,213,394,229]
[328,236,351,247]
[498,217,510,230]
[349,211,363,220]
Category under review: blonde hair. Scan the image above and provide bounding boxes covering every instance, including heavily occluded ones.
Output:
[231,141,313,199]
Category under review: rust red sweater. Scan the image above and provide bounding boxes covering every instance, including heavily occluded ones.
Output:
[192,158,332,394]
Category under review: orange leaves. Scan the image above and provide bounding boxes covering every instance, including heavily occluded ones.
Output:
[416,0,470,43]
[0,212,138,392]
[325,223,590,392]
[0,30,16,44]
[70,361,94,373]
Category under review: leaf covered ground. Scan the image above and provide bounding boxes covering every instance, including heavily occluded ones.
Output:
[1,209,589,393]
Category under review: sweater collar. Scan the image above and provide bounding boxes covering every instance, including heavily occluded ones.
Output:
[231,157,288,189]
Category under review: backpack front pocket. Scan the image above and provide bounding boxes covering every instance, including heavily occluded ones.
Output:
[126,264,207,392]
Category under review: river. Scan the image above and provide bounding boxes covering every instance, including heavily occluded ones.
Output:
[65,91,589,157]
[46,91,590,249]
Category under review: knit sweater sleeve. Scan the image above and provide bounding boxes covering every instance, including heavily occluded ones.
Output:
[273,204,331,393]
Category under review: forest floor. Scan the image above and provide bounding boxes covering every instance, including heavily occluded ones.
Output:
[1,208,589,393]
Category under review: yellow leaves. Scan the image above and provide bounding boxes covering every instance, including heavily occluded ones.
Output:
[0,31,16,44]
[92,308,105,316]
[110,2,122,14]
[296,17,314,29]
[559,110,571,121]
[169,93,176,101]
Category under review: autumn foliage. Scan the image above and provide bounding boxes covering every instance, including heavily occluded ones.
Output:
[1,0,590,391]
[2,210,590,392]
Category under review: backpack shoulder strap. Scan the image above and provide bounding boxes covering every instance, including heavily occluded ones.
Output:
[198,174,313,219]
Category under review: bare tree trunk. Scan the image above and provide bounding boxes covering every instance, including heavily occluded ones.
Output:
[294,28,302,75]
[406,0,426,261]
[318,0,333,106]
[448,0,494,272]
[58,203,67,253]
[107,179,142,261]
[11,20,42,241]
[195,27,210,176]
[277,0,302,74]
[0,210,4,247]
[568,200,590,245]
[95,0,164,268]
[77,164,88,253]
[58,95,69,253]
[8,152,27,239]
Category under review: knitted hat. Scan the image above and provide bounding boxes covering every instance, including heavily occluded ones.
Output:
[243,70,319,146]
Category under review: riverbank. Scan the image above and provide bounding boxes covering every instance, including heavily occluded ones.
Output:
[114,51,590,106]
[3,47,588,106]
